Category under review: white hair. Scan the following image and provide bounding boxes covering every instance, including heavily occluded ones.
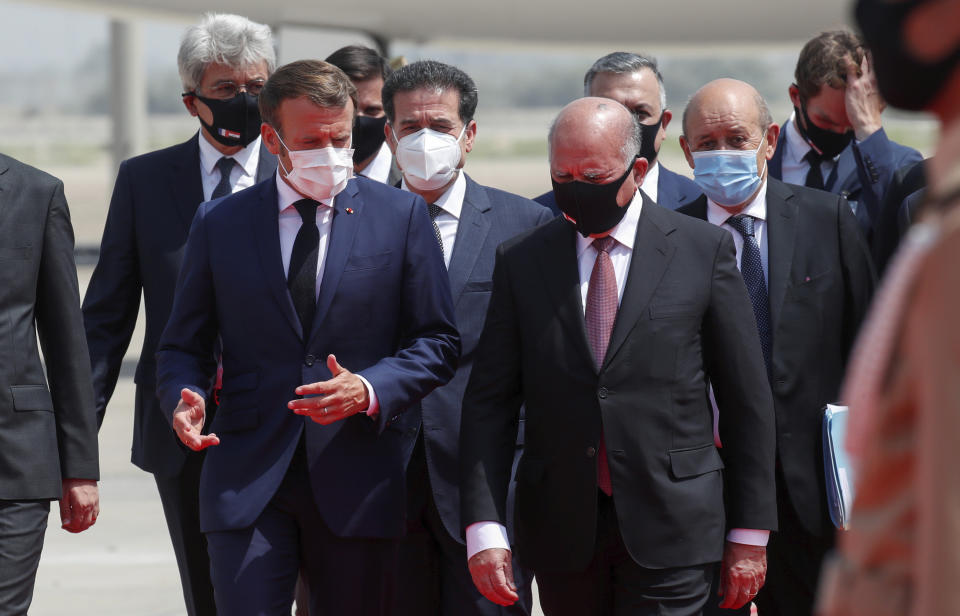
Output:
[177,13,276,92]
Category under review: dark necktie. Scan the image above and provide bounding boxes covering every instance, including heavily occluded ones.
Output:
[726,215,772,374]
[585,235,618,496]
[212,156,236,199]
[427,203,444,257]
[803,149,829,191]
[288,199,320,336]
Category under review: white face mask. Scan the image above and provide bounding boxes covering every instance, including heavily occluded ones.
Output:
[393,125,466,191]
[276,132,354,202]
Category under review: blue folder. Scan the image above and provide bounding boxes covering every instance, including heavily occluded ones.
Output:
[823,404,855,530]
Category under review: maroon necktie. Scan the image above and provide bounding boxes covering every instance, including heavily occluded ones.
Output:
[585,236,618,496]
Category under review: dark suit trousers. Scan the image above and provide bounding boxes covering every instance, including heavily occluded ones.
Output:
[753,467,834,616]
[205,438,399,616]
[535,492,714,616]
[154,440,216,616]
[0,500,49,616]
[393,436,533,616]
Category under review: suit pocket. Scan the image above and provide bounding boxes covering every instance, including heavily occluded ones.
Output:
[10,385,54,412]
[463,280,493,293]
[669,443,724,479]
[344,251,392,272]
[649,303,699,319]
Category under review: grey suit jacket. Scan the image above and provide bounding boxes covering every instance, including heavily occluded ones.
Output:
[0,153,99,499]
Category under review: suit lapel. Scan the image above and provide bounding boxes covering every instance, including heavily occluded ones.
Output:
[536,219,595,367]
[309,180,363,344]
[447,175,491,301]
[170,135,205,235]
[253,177,302,338]
[764,180,797,337]
[604,197,676,367]
[0,161,9,220]
[829,146,859,195]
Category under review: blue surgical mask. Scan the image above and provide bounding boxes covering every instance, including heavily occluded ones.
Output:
[691,141,766,206]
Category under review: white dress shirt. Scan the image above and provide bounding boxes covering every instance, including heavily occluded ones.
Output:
[640,160,660,204]
[401,171,465,270]
[703,180,772,548]
[198,132,262,201]
[357,141,395,184]
[466,188,769,560]
[780,113,838,188]
[275,171,379,416]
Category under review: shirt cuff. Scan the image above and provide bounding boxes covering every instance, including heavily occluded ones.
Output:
[466,521,511,560]
[726,528,770,546]
[356,374,379,418]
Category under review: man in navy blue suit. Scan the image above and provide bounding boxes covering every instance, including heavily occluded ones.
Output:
[770,30,922,246]
[535,52,700,215]
[82,13,277,616]
[156,59,460,616]
[381,60,552,616]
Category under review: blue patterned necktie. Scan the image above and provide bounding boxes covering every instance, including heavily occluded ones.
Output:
[212,156,236,200]
[726,214,772,374]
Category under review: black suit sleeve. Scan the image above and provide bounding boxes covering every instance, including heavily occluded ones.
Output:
[460,244,524,530]
[702,231,778,531]
[36,179,100,481]
[82,161,143,428]
[837,195,876,367]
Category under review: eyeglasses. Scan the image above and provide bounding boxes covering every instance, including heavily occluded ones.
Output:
[183,80,266,100]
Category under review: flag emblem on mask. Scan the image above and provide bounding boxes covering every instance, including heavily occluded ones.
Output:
[218,128,241,140]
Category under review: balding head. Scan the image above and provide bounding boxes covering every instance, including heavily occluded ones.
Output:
[682,78,772,139]
[549,97,641,169]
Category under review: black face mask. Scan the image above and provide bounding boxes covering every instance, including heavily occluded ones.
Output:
[190,92,262,148]
[856,0,960,112]
[352,115,388,165]
[552,164,634,238]
[794,103,853,159]
[637,114,663,165]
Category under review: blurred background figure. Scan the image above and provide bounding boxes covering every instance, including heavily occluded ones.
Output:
[326,44,401,185]
[817,0,960,614]
[80,13,277,616]
[382,59,551,616]
[0,153,100,616]
[770,30,922,250]
[535,52,700,214]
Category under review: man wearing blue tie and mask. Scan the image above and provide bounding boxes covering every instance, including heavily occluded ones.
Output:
[677,79,875,616]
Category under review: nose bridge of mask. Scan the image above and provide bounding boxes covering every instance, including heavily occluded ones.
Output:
[277,132,352,170]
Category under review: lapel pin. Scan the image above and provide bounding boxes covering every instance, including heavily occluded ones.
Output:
[345,207,354,214]
[805,276,811,282]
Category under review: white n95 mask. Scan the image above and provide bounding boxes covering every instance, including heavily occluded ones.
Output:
[277,132,354,202]
[394,126,466,191]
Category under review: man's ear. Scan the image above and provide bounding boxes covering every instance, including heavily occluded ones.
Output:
[679,135,695,169]
[182,94,199,117]
[262,123,281,156]
[788,84,802,110]
[631,155,649,187]
[384,122,398,155]
[764,124,781,160]
[464,120,477,154]
[660,109,673,131]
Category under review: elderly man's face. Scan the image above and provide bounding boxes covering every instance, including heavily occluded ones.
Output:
[680,96,776,179]
[184,60,270,122]
[550,125,641,211]
[262,95,354,177]
[589,68,670,154]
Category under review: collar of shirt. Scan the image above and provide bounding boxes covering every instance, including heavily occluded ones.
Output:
[198,132,261,179]
[576,188,643,260]
[705,179,768,227]
[401,170,465,220]
[274,169,334,212]
[641,160,660,204]
[358,142,394,184]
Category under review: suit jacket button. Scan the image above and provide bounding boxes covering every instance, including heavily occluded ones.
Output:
[304,354,315,367]
[586,446,597,457]
[598,387,608,399]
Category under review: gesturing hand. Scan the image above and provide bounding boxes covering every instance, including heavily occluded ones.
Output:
[468,548,519,606]
[717,540,767,609]
[845,53,884,141]
[60,478,99,533]
[288,354,370,425]
[172,388,219,451]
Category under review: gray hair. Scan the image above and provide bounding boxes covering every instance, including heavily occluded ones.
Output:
[583,52,667,111]
[178,13,276,92]
[548,102,642,170]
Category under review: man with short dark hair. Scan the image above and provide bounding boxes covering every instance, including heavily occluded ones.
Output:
[381,59,551,616]
[679,78,875,616]
[156,59,459,615]
[535,52,700,215]
[770,30,922,245]
[82,13,278,615]
[325,45,400,185]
